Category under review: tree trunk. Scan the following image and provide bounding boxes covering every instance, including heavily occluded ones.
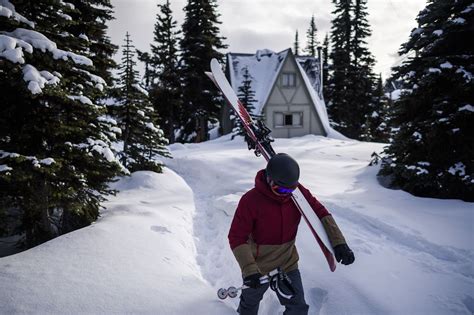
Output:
[196,116,207,143]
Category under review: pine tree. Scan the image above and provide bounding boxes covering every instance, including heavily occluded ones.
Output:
[50,0,125,230]
[327,0,352,130]
[294,30,300,55]
[114,33,170,172]
[379,0,473,201]
[179,0,227,143]
[148,0,182,144]
[349,0,378,139]
[137,50,153,89]
[305,15,318,56]
[383,76,402,143]
[327,0,380,140]
[233,66,258,139]
[322,33,330,99]
[57,0,118,86]
[361,74,389,142]
[0,1,123,247]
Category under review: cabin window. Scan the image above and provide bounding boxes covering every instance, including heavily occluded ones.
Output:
[274,112,303,128]
[292,112,302,126]
[281,73,296,87]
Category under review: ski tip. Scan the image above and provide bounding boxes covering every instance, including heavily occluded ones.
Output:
[210,58,219,67]
[329,255,337,272]
[210,58,222,72]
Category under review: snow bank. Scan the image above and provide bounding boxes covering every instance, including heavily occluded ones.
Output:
[0,169,233,314]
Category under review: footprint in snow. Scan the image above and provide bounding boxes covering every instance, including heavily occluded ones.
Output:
[172,206,184,212]
[462,295,474,314]
[351,238,373,255]
[309,287,329,314]
[150,225,171,234]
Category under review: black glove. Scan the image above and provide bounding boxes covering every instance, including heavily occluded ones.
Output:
[243,273,263,289]
[334,244,355,265]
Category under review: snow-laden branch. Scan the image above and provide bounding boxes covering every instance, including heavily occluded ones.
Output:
[23,64,60,94]
[0,150,56,171]
[68,95,94,105]
[0,0,35,28]
[2,28,92,66]
[74,67,107,91]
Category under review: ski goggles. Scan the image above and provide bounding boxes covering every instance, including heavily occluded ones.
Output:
[270,182,298,195]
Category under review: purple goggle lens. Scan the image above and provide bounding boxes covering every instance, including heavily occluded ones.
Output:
[276,187,295,194]
[272,184,297,194]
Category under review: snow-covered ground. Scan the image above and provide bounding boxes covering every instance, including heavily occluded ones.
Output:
[1,135,473,314]
[0,169,232,314]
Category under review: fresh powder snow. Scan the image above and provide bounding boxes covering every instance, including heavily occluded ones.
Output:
[0,169,232,314]
[0,135,473,314]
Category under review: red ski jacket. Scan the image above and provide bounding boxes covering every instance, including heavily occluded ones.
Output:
[228,170,344,276]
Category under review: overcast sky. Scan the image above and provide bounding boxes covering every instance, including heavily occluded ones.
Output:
[107,0,427,79]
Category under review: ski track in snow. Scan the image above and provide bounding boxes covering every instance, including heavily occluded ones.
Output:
[167,135,474,315]
[329,202,473,279]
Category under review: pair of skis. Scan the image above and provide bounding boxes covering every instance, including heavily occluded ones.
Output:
[206,58,336,272]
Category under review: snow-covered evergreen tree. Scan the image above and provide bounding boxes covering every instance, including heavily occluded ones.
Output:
[64,0,117,86]
[305,15,318,57]
[179,0,227,143]
[148,0,182,144]
[379,0,474,201]
[233,66,258,140]
[382,76,404,143]
[361,74,389,142]
[0,0,123,246]
[113,32,170,172]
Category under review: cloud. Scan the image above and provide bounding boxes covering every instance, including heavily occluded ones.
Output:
[108,0,426,79]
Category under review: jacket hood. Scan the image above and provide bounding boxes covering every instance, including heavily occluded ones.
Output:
[255,169,292,204]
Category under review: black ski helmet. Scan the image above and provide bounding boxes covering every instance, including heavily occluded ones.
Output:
[266,153,300,187]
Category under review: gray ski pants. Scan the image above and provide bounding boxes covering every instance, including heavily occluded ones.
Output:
[237,269,309,315]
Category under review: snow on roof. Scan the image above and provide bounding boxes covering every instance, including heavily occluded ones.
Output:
[227,49,288,116]
[295,61,329,134]
[295,55,322,95]
[227,49,347,139]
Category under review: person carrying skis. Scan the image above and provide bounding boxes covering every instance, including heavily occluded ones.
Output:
[228,153,354,315]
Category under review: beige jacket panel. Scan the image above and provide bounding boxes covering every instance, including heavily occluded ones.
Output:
[321,215,347,248]
[233,239,299,277]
